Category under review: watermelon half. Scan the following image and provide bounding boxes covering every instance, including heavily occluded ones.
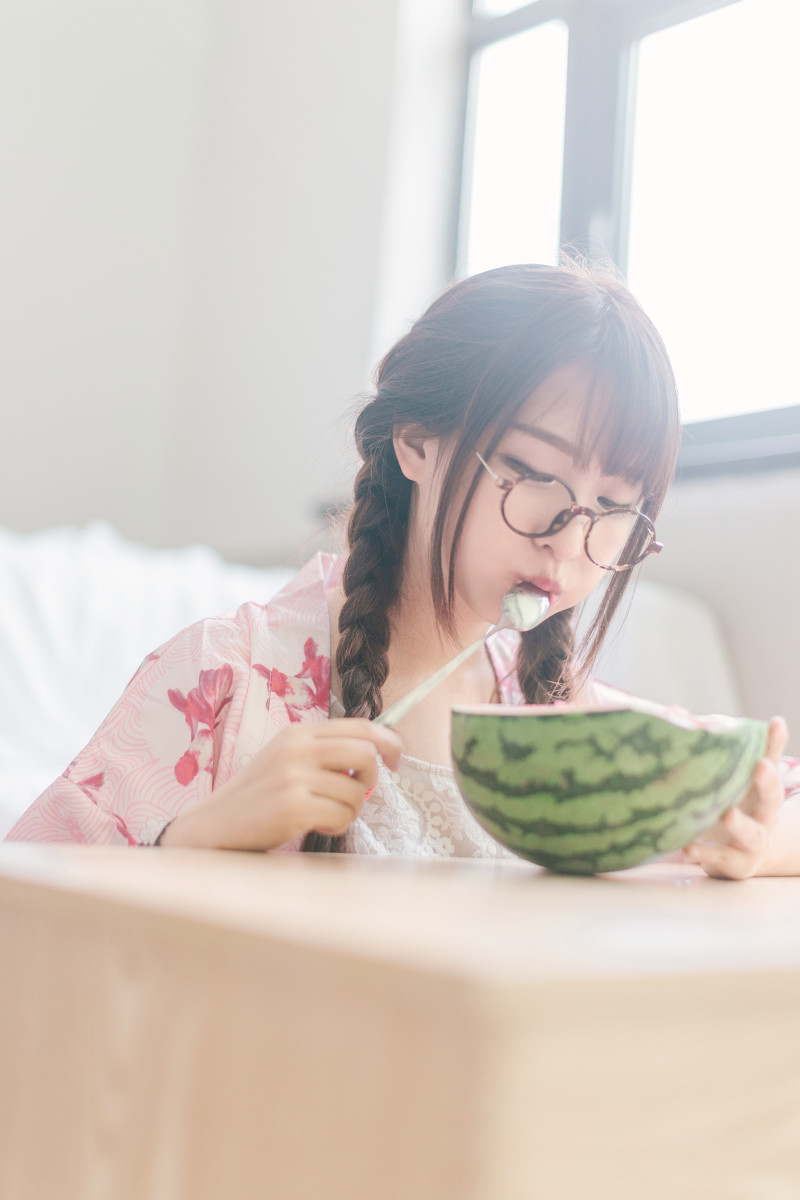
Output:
[451,704,768,875]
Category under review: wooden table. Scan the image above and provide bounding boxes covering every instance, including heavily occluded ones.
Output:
[1,845,800,1200]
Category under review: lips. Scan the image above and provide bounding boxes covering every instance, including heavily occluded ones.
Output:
[517,576,563,605]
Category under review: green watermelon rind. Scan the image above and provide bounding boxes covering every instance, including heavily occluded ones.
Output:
[451,708,768,875]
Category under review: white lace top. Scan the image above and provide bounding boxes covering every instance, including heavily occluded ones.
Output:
[330,694,517,859]
[346,754,519,859]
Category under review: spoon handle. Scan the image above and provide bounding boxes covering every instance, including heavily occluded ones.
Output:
[373,590,550,729]
[374,631,489,728]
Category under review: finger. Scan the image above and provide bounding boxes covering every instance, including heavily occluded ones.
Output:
[683,839,759,881]
[717,805,770,855]
[685,806,769,878]
[311,737,384,788]
[766,715,788,763]
[307,767,370,817]
[311,719,403,770]
[304,792,362,838]
[744,758,785,830]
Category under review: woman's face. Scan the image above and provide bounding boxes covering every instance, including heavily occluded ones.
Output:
[448,367,644,630]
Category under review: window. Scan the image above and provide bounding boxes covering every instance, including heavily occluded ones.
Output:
[460,0,800,471]
[461,20,568,275]
[472,0,533,15]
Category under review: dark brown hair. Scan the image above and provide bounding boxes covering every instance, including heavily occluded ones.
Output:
[303,261,681,853]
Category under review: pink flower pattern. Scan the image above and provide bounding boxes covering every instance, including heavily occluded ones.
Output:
[3,554,353,844]
[77,772,104,793]
[254,637,330,723]
[168,666,234,786]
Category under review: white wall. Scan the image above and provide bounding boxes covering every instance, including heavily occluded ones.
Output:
[0,0,466,566]
[1,0,204,544]
[2,2,796,746]
[638,467,800,753]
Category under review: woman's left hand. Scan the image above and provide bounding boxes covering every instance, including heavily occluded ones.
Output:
[683,716,788,880]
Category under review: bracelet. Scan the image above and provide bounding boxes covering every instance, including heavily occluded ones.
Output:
[138,819,175,847]
[154,819,175,846]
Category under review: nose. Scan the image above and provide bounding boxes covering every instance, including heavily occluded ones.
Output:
[537,510,591,562]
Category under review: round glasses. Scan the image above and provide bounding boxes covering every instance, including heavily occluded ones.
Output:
[475,452,662,572]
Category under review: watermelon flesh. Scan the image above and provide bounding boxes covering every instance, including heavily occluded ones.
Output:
[450,705,768,875]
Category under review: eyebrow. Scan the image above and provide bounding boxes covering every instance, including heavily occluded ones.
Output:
[508,422,579,457]
[509,422,643,494]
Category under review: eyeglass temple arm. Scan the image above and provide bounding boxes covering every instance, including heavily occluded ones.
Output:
[475,450,507,486]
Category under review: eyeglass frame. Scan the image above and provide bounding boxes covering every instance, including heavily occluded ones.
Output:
[474,451,662,573]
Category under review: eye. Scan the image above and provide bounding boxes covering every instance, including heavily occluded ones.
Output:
[500,455,556,484]
[598,496,637,511]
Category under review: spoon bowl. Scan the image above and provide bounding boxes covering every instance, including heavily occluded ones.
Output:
[496,585,551,633]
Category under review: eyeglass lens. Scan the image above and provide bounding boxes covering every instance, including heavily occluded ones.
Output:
[502,477,653,568]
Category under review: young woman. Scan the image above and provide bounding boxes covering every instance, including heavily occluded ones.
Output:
[7,263,799,877]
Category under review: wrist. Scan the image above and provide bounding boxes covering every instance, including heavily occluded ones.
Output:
[157,804,220,849]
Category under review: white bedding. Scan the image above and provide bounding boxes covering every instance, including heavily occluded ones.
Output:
[0,522,743,839]
[0,523,292,836]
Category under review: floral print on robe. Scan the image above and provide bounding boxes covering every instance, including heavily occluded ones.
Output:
[5,552,800,850]
[4,555,348,847]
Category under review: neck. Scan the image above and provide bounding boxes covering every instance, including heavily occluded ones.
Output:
[327,539,499,726]
[387,539,491,676]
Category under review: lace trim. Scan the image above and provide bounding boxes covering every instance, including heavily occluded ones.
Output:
[344,758,516,859]
[330,670,518,859]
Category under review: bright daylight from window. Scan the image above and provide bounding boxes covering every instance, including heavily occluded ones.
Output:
[627,0,800,424]
[473,0,532,15]
[464,0,800,425]
[461,19,568,275]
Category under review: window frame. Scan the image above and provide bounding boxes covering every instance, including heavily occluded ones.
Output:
[461,0,800,478]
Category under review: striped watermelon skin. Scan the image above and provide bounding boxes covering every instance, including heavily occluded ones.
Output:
[451,708,768,875]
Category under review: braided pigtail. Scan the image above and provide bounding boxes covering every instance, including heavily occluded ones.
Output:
[515,609,576,705]
[302,424,411,854]
[336,444,409,720]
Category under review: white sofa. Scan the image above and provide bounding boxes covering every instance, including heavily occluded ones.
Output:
[0,522,743,839]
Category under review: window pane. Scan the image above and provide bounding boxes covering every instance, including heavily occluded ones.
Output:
[473,0,541,16]
[627,0,800,424]
[461,21,568,275]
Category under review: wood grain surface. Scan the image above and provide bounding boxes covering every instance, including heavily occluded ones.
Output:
[1,846,800,1200]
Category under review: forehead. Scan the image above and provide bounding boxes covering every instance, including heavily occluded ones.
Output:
[514,367,586,440]
[508,366,633,483]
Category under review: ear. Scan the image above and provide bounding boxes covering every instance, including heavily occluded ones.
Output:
[393,425,440,485]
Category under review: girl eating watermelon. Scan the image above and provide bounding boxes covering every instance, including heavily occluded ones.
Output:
[7,262,799,878]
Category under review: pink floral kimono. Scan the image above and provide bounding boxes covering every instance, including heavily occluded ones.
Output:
[6,553,800,851]
[5,554,351,847]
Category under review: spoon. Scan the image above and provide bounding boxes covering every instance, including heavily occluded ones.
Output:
[374,586,551,729]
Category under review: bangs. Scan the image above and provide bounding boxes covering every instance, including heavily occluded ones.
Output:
[455,273,681,512]
[425,262,681,627]
[569,313,680,509]
[573,372,675,501]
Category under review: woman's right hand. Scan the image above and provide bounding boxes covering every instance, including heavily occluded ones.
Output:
[158,719,402,851]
